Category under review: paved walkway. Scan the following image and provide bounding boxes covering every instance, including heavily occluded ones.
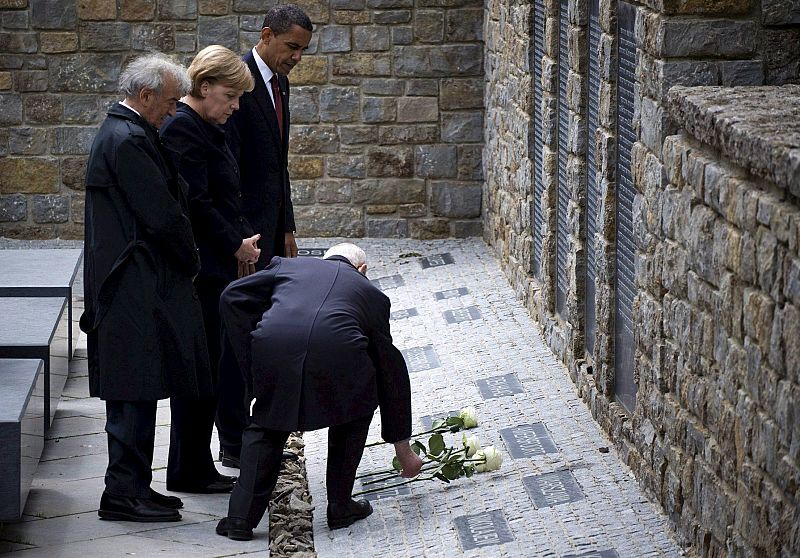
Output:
[0,238,684,557]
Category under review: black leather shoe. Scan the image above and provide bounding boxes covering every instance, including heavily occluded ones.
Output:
[327,498,373,530]
[219,449,240,469]
[167,474,237,494]
[150,489,183,509]
[216,517,253,541]
[98,492,181,522]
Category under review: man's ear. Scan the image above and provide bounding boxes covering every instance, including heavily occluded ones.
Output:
[139,87,154,107]
[260,27,273,44]
[357,263,368,276]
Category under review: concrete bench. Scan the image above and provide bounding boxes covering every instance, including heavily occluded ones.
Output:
[0,248,83,359]
[0,297,70,432]
[0,358,45,522]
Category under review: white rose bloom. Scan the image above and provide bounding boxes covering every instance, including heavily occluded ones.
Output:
[475,445,503,473]
[459,406,478,429]
[462,433,480,457]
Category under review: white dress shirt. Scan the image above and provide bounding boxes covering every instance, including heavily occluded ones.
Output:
[252,47,278,109]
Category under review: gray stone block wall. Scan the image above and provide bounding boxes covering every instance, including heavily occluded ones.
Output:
[484,0,800,556]
[0,0,484,239]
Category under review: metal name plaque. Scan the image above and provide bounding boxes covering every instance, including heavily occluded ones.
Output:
[420,409,460,430]
[357,474,411,502]
[443,306,482,324]
[434,287,469,300]
[371,274,405,291]
[419,253,455,269]
[391,307,418,320]
[563,550,620,558]
[454,509,514,551]
[297,248,327,257]
[401,345,441,373]
[476,373,524,399]
[523,470,584,508]
[500,423,558,458]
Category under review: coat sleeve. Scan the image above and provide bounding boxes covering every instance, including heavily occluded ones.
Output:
[367,295,412,443]
[219,258,281,384]
[115,133,199,276]
[161,117,243,257]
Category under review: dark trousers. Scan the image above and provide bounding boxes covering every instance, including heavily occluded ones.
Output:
[228,414,373,527]
[104,400,157,499]
[167,276,247,485]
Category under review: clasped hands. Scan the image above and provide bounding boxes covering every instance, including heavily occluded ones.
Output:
[235,234,261,278]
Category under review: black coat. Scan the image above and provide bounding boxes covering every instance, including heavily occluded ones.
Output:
[160,102,253,282]
[219,256,412,443]
[226,51,295,268]
[81,103,212,401]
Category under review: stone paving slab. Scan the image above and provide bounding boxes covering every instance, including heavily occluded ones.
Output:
[302,238,684,558]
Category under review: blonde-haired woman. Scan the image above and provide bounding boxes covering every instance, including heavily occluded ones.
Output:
[160,45,256,494]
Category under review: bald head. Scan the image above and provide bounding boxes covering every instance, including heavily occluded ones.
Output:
[323,243,367,271]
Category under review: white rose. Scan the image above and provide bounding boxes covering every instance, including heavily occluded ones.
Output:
[475,445,503,473]
[458,406,478,429]
[462,433,480,457]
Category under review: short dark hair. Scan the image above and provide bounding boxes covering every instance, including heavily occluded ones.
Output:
[262,4,313,35]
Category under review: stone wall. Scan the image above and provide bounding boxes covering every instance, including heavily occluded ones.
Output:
[484,0,800,556]
[0,0,485,239]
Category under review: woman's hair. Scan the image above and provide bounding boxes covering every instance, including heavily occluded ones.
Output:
[119,53,190,98]
[187,45,255,98]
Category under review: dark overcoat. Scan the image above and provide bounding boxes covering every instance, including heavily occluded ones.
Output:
[81,103,212,401]
[225,51,295,268]
[219,256,412,443]
[160,102,253,283]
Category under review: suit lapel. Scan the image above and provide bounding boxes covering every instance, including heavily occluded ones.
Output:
[244,52,283,150]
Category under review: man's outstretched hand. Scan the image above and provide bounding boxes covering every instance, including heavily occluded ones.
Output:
[393,440,424,478]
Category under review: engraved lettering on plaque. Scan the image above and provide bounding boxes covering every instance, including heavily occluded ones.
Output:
[454,509,514,551]
[297,248,327,257]
[476,373,524,399]
[390,307,419,321]
[371,274,405,291]
[523,470,584,508]
[419,253,455,269]
[563,550,620,558]
[500,423,558,458]
[434,287,469,300]
[443,306,482,324]
[401,345,441,373]
[358,474,411,501]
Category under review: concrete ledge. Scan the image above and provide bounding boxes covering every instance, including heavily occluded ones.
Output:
[0,359,45,522]
[667,85,800,195]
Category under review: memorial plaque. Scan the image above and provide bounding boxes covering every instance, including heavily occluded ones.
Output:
[563,550,620,558]
[390,307,418,320]
[500,423,558,458]
[523,469,584,508]
[357,474,411,501]
[615,1,638,413]
[297,247,327,257]
[532,0,545,277]
[401,345,440,373]
[556,0,569,315]
[476,373,524,399]
[420,409,459,430]
[434,287,469,300]
[419,253,455,269]
[371,274,405,291]
[585,0,601,357]
[443,306,482,324]
[454,509,514,551]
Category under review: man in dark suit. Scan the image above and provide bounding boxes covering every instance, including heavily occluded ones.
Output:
[227,4,313,271]
[82,54,212,522]
[215,244,424,541]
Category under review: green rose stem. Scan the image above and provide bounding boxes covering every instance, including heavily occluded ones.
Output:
[356,447,471,483]
[352,457,488,497]
[363,425,453,449]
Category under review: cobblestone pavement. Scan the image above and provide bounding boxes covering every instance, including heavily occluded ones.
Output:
[0,238,684,557]
[303,238,684,558]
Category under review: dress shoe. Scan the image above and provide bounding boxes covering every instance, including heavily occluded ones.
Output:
[327,498,373,530]
[150,489,183,509]
[167,474,237,494]
[98,492,181,522]
[219,449,240,468]
[216,517,253,541]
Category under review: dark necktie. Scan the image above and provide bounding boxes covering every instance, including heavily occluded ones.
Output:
[269,75,284,139]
